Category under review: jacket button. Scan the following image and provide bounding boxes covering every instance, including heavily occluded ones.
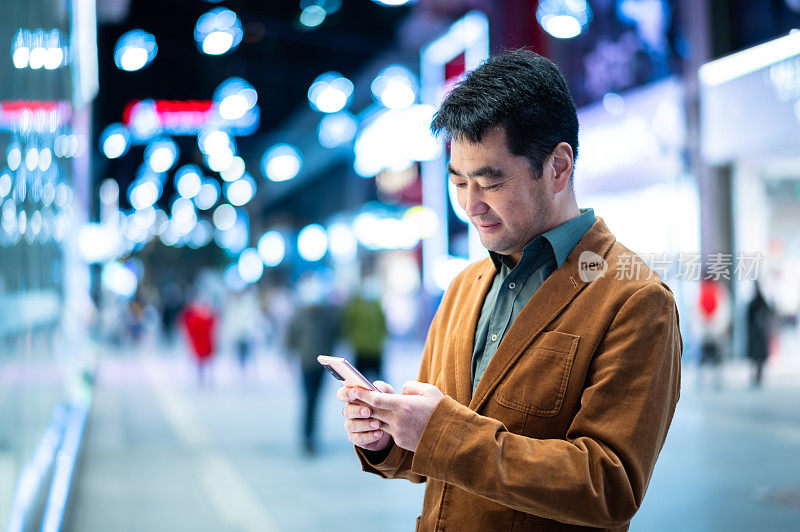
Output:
[508,282,516,289]
[491,334,498,342]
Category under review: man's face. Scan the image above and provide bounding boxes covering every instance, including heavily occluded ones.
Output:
[448,128,552,258]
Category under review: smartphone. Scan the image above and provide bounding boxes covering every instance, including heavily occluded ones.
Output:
[317,355,379,391]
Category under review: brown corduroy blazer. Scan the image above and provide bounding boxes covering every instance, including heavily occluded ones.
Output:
[356,218,682,531]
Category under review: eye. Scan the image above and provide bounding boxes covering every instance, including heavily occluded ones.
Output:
[454,182,467,188]
[481,184,499,191]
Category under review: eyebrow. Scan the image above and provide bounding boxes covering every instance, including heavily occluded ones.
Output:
[447,164,505,180]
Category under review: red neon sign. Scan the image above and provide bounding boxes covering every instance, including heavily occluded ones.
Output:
[123,99,215,132]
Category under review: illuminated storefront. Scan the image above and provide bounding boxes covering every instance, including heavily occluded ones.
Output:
[0,0,97,529]
[700,32,800,357]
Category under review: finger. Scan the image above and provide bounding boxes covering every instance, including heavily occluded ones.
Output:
[350,429,384,446]
[342,403,372,419]
[351,388,400,410]
[336,385,352,402]
[337,385,365,403]
[365,408,393,425]
[372,380,394,394]
[401,381,433,396]
[345,418,382,433]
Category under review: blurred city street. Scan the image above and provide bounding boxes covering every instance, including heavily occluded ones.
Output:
[5,0,800,530]
[63,336,800,532]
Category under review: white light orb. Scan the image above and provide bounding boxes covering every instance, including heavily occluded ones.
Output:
[114,30,158,71]
[38,148,52,171]
[224,175,255,206]
[220,156,246,182]
[237,248,264,283]
[328,223,357,263]
[297,223,328,262]
[128,100,162,141]
[77,223,121,263]
[0,172,12,198]
[307,72,354,113]
[29,46,46,69]
[145,138,179,173]
[212,203,237,231]
[129,180,161,210]
[13,47,29,69]
[7,145,22,171]
[195,180,220,210]
[195,8,243,56]
[175,165,203,198]
[300,5,327,27]
[536,0,592,40]
[353,104,439,177]
[257,230,285,267]
[198,129,231,154]
[317,111,358,148]
[371,64,418,109]
[102,261,138,298]
[262,144,302,182]
[214,77,258,121]
[44,47,64,70]
[25,148,39,171]
[371,0,415,5]
[100,123,130,159]
[205,148,235,173]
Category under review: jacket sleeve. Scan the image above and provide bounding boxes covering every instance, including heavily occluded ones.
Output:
[353,290,449,483]
[408,283,682,528]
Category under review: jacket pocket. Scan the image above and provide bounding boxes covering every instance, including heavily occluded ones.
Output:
[494,331,579,417]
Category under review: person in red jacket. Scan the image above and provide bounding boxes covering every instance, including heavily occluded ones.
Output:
[180,296,218,386]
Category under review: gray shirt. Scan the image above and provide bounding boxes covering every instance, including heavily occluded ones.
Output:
[471,208,597,394]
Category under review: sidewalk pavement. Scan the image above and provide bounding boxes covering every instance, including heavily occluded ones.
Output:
[65,342,424,532]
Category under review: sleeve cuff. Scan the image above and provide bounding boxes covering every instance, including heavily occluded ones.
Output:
[355,440,414,478]
[411,395,474,481]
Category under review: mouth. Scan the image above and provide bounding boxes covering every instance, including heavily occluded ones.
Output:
[475,221,500,233]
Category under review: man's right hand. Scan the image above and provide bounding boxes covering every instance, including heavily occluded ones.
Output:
[337,380,394,452]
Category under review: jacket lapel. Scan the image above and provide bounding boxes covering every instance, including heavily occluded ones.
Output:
[450,259,497,406]
[468,217,617,412]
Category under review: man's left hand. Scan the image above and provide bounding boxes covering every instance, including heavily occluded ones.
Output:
[348,381,444,452]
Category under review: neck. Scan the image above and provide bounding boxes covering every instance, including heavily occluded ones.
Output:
[505,197,581,268]
[544,195,581,233]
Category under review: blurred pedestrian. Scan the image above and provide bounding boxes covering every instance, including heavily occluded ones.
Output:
[343,288,387,384]
[285,280,341,455]
[161,281,184,344]
[746,282,773,387]
[225,287,261,375]
[180,294,218,386]
[697,279,730,390]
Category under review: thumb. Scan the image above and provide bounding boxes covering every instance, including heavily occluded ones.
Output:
[401,381,433,396]
[372,380,394,394]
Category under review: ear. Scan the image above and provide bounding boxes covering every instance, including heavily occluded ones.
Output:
[550,142,574,194]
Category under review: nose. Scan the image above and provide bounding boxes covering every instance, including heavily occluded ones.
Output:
[463,184,488,217]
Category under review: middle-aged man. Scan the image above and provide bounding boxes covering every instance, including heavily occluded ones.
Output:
[337,50,682,531]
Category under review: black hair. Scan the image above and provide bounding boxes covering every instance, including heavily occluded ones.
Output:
[430,49,579,180]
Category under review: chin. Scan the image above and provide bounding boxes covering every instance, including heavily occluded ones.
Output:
[480,238,509,255]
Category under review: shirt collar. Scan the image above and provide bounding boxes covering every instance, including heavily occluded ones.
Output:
[489,208,596,272]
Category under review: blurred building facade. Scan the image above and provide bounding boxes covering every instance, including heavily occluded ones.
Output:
[0,0,96,529]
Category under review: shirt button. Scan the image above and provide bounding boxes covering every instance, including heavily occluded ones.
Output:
[491,334,498,342]
[508,282,516,289]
